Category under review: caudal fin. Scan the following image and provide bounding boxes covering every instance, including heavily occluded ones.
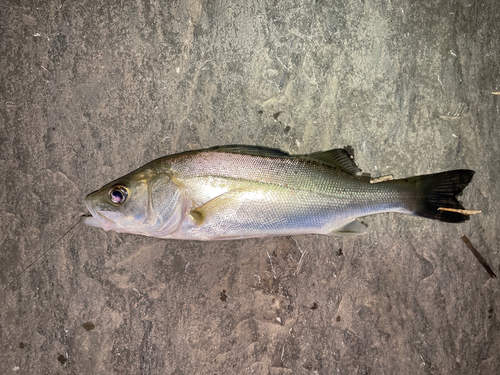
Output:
[411,170,475,223]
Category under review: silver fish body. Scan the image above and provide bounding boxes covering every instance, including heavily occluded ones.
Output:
[82,146,475,240]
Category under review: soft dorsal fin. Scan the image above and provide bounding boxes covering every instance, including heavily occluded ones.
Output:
[304,148,362,175]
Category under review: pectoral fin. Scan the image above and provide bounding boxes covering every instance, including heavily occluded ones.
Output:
[330,220,368,237]
[190,189,247,226]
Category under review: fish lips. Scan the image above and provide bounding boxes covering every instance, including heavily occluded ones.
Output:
[82,196,121,231]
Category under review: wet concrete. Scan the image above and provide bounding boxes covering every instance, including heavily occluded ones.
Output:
[1,0,499,374]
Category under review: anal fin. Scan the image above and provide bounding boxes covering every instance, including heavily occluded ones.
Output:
[330,220,368,237]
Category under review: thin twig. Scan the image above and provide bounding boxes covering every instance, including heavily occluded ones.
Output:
[438,207,481,215]
[267,251,277,279]
[370,175,393,183]
[461,235,497,278]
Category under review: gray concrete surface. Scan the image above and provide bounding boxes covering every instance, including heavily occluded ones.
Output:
[1,0,499,374]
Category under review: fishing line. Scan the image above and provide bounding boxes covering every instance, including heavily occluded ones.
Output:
[3,214,88,289]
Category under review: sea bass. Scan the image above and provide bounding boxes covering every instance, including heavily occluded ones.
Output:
[82,146,475,240]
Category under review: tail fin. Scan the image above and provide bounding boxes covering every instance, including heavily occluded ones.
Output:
[411,170,475,223]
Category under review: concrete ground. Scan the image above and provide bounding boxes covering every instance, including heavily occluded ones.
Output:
[1,1,499,374]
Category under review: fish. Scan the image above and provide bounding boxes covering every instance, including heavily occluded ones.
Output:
[82,145,475,240]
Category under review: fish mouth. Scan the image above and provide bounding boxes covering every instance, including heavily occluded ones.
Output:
[82,196,117,231]
[80,212,101,228]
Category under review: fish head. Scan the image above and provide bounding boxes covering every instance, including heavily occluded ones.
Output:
[82,162,185,237]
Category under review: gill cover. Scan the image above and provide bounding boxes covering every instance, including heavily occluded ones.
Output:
[83,164,185,237]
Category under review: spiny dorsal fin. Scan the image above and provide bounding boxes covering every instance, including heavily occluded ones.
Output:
[208,145,291,158]
[304,148,362,175]
[207,145,362,175]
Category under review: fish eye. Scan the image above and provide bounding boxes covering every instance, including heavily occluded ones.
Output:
[108,185,129,205]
